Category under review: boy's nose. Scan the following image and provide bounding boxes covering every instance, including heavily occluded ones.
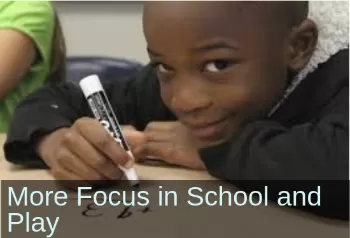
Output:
[170,86,212,114]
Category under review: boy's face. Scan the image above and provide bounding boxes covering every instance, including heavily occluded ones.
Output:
[143,2,289,145]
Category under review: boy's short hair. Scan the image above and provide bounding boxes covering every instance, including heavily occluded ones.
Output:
[278,1,309,27]
[246,1,309,30]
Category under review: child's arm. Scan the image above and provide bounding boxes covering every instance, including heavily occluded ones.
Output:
[199,86,348,219]
[0,1,55,101]
[0,30,35,101]
[200,88,348,179]
[3,65,173,167]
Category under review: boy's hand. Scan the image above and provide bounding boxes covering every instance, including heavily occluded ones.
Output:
[135,121,206,170]
[36,117,146,189]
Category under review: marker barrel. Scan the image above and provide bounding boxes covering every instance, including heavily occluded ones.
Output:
[79,75,140,186]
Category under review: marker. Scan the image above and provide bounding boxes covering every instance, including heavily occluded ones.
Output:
[79,74,140,188]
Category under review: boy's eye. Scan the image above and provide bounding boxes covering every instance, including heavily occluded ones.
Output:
[204,60,233,73]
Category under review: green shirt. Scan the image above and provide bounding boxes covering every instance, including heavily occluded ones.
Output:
[0,1,55,133]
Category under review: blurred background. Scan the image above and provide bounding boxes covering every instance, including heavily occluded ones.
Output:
[55,1,148,64]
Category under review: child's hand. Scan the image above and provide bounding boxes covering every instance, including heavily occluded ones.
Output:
[35,117,146,189]
[134,121,206,170]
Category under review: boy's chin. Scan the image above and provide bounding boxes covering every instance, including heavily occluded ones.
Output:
[194,134,231,149]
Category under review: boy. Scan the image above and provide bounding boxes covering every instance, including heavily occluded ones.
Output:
[3,2,349,219]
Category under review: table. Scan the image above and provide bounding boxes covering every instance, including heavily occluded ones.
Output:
[0,134,348,238]
[0,134,214,180]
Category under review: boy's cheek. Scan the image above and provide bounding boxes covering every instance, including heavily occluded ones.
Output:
[228,78,285,113]
[213,88,273,136]
[215,86,262,115]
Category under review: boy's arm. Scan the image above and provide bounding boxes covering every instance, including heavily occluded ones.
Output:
[199,87,349,219]
[3,65,172,167]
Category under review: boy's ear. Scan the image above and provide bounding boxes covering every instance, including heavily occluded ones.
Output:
[285,19,318,73]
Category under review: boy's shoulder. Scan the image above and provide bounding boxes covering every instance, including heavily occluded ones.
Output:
[272,49,348,125]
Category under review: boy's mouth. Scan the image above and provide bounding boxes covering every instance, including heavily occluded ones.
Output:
[184,117,230,140]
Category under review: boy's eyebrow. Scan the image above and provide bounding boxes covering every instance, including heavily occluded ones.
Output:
[147,41,238,57]
[191,41,238,53]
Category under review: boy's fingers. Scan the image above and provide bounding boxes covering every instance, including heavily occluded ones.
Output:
[51,166,91,189]
[144,130,172,142]
[145,121,178,132]
[74,118,130,167]
[56,148,107,181]
[51,163,111,190]
[122,127,147,150]
[136,141,175,164]
[61,130,122,180]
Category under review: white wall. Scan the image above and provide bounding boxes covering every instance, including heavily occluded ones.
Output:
[54,2,149,64]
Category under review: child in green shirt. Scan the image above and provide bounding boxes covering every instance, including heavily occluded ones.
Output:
[0,1,66,132]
